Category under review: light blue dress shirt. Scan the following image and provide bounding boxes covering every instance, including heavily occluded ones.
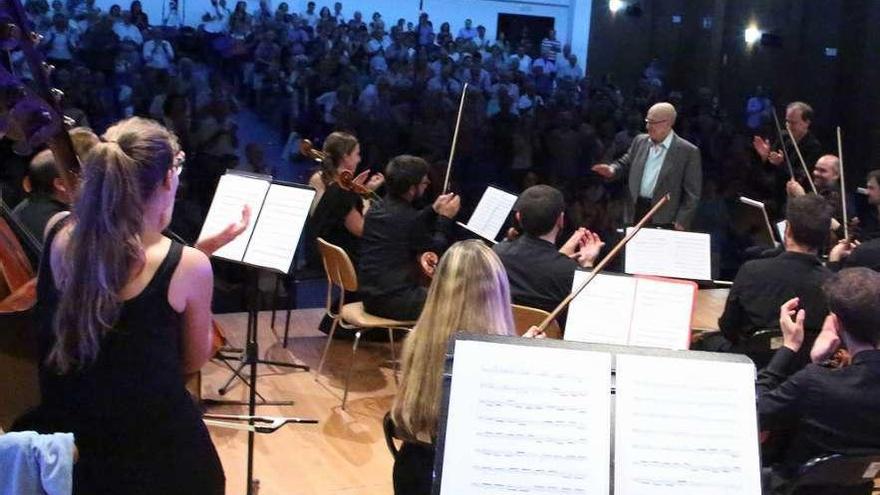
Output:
[639,132,675,199]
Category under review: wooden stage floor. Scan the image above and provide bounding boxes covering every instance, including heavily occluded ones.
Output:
[205,309,398,495]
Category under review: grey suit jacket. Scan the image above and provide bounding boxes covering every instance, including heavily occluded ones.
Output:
[611,132,702,228]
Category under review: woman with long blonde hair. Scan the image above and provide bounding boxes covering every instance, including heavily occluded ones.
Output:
[391,239,538,494]
[29,117,224,494]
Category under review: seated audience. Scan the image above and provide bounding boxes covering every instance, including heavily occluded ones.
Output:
[359,155,460,321]
[493,185,604,321]
[20,118,224,494]
[759,268,880,494]
[711,194,832,357]
[391,240,542,495]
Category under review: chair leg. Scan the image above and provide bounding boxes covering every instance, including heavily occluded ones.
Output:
[342,329,363,410]
[316,316,341,380]
[387,327,398,385]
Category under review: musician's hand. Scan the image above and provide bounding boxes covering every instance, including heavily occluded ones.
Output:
[559,227,586,257]
[576,230,604,268]
[523,325,546,339]
[505,227,521,241]
[673,222,685,231]
[591,164,614,179]
[779,297,805,352]
[433,193,460,219]
[786,179,806,198]
[419,251,439,278]
[365,172,385,191]
[810,314,841,364]
[829,239,858,262]
[752,135,771,161]
[768,150,784,166]
[195,204,252,256]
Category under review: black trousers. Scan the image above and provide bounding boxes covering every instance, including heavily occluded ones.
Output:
[363,287,428,322]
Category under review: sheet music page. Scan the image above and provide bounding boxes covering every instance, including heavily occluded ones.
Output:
[197,173,270,262]
[242,183,315,273]
[614,354,761,495]
[565,272,637,345]
[624,228,712,281]
[439,340,612,495]
[465,186,518,241]
[627,278,696,350]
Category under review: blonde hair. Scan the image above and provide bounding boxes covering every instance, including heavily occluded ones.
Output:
[391,240,515,442]
[48,117,180,373]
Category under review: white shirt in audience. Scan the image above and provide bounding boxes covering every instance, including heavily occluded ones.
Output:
[143,39,175,70]
[113,21,143,45]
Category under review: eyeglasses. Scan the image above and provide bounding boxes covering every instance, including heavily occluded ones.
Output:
[644,119,668,126]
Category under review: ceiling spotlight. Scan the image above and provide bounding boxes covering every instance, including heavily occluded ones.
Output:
[744,25,762,44]
[609,0,626,14]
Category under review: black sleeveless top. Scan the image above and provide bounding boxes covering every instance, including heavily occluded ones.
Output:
[33,218,225,495]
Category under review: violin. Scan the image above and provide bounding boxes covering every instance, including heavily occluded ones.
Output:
[300,138,380,201]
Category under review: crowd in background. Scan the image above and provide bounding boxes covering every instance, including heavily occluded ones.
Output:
[4,0,871,278]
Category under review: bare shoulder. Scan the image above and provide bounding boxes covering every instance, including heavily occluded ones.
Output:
[178,245,213,278]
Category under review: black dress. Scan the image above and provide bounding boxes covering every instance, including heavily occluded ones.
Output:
[30,222,225,495]
[310,182,364,264]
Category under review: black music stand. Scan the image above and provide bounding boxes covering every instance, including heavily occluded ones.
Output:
[197,172,317,495]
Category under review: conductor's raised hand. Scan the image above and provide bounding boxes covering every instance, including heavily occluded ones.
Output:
[591,163,615,179]
[778,297,805,352]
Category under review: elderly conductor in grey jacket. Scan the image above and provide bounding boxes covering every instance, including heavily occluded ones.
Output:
[592,102,702,230]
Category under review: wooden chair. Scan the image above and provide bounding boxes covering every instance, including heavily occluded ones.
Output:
[511,304,562,339]
[315,238,415,409]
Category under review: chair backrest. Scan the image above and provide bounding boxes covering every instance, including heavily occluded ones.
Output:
[787,453,880,495]
[511,304,562,339]
[0,216,35,296]
[316,237,358,292]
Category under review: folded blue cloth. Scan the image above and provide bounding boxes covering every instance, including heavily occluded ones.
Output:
[0,431,75,495]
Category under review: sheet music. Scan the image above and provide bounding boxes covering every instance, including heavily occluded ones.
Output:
[624,228,712,281]
[464,186,518,241]
[627,278,696,350]
[614,354,761,495]
[197,173,270,262]
[565,272,637,346]
[242,183,315,273]
[440,340,612,495]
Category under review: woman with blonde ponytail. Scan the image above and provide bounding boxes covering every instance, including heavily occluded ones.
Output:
[390,240,542,495]
[28,117,224,494]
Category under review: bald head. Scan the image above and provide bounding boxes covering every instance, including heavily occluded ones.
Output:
[645,102,677,143]
[813,154,840,190]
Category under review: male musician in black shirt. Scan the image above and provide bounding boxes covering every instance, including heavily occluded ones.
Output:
[493,185,604,323]
[753,101,823,214]
[12,150,71,245]
[359,155,461,321]
[713,194,831,357]
[759,268,880,493]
